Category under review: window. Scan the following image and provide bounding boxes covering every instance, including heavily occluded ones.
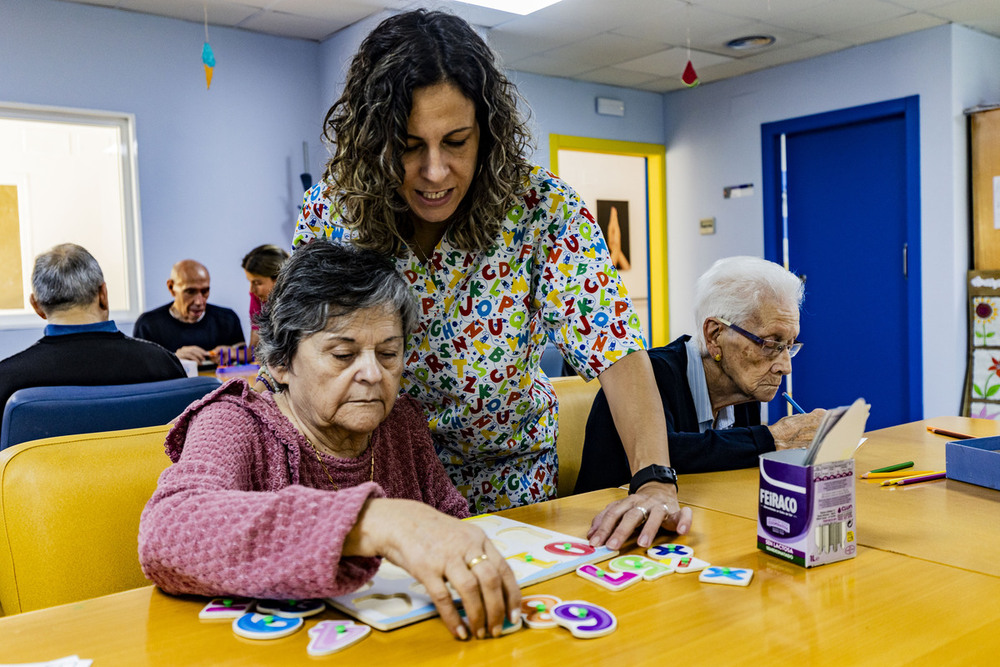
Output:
[0,102,142,328]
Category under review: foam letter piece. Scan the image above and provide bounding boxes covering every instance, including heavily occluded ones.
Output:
[551,601,617,638]
[232,613,304,639]
[699,566,754,587]
[459,608,523,635]
[199,597,255,620]
[663,555,710,573]
[608,555,674,580]
[307,620,371,656]
[256,598,326,618]
[544,541,596,557]
[521,594,563,629]
[576,563,641,591]
[508,551,558,568]
[647,543,694,560]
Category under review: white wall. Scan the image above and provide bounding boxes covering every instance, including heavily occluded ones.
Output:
[0,0,321,357]
[662,24,1000,419]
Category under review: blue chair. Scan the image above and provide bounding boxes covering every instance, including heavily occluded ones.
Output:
[540,342,568,378]
[0,376,221,451]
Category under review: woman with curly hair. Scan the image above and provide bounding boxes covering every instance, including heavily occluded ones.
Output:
[294,9,692,548]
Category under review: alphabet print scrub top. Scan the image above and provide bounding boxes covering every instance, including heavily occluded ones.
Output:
[294,166,646,513]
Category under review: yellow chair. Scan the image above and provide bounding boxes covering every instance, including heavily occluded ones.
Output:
[0,423,172,615]
[550,375,601,498]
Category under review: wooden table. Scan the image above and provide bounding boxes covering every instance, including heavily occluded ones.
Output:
[680,416,1000,576]
[3,421,1000,665]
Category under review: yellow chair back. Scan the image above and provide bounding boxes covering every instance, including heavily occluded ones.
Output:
[550,375,601,498]
[0,423,172,615]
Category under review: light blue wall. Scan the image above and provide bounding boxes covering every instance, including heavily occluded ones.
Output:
[0,0,322,356]
[662,24,1000,419]
[2,0,997,422]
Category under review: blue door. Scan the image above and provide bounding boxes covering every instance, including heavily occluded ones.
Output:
[762,97,922,430]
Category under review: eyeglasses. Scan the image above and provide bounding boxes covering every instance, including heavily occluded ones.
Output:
[715,317,802,359]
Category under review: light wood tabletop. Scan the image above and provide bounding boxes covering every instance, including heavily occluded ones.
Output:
[2,482,1000,665]
[678,416,1000,577]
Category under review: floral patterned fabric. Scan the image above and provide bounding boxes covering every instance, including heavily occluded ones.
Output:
[294,166,646,512]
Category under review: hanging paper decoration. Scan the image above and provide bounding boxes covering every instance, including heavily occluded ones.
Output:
[202,42,216,89]
[202,7,215,90]
[681,60,699,87]
[681,19,699,88]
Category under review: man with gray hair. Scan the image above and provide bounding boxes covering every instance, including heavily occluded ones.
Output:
[0,244,186,428]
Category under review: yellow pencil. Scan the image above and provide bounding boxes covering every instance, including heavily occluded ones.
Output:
[880,470,946,486]
[862,470,935,479]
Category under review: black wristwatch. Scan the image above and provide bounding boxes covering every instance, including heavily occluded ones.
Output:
[629,464,678,494]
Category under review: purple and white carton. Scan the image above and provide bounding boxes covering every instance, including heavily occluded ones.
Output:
[757,449,856,568]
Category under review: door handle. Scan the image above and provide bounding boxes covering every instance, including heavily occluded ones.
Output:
[903,243,908,279]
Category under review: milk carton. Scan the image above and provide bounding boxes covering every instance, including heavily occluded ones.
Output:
[756,398,869,568]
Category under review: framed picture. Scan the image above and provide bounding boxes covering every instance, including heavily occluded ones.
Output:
[965,270,1000,419]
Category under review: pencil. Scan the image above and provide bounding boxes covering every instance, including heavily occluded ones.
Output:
[894,471,947,486]
[862,470,934,479]
[926,426,974,440]
[867,461,914,474]
[881,470,946,486]
[782,392,806,415]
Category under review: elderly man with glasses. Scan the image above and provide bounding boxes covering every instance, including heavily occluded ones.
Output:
[575,256,826,494]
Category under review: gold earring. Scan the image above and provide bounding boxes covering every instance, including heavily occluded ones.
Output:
[713,353,722,362]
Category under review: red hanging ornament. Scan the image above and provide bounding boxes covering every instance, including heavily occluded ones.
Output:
[682,60,700,87]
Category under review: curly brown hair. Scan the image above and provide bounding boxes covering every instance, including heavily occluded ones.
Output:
[321,9,532,256]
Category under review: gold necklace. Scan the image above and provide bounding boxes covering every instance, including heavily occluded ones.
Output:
[302,432,374,491]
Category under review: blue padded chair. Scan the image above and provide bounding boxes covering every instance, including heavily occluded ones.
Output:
[540,342,568,378]
[0,376,221,451]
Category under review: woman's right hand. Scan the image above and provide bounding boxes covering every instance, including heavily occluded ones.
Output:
[345,498,520,640]
[769,409,828,449]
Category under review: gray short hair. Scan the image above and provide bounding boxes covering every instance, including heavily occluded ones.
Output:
[256,240,418,372]
[31,243,104,313]
[693,256,804,352]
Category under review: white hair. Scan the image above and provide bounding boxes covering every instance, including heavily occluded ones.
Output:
[693,256,804,352]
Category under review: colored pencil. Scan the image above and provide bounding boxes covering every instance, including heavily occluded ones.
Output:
[881,470,946,486]
[894,471,947,486]
[862,470,934,479]
[926,426,974,440]
[782,392,806,415]
[867,461,914,474]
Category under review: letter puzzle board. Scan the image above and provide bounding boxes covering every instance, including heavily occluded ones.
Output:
[327,515,616,631]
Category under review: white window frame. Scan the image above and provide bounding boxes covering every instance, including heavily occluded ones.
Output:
[0,102,143,329]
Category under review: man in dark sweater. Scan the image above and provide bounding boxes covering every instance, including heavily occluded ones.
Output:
[133,259,244,363]
[0,244,186,429]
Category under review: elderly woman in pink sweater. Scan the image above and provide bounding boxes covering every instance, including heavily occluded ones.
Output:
[139,241,519,641]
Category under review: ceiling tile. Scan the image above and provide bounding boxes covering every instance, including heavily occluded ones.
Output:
[766,0,913,34]
[742,36,851,66]
[694,0,832,22]
[926,0,1000,38]
[634,76,688,93]
[505,53,598,78]
[617,47,732,77]
[536,31,672,69]
[831,12,948,45]
[118,0,262,26]
[239,11,350,41]
[573,66,663,87]
[612,3,754,45]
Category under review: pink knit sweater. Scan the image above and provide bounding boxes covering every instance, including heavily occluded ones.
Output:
[138,379,470,599]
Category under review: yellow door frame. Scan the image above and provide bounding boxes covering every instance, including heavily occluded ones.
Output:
[549,134,668,346]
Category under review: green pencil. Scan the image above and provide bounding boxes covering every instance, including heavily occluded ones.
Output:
[868,461,914,474]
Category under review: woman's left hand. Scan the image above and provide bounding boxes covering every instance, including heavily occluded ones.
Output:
[585,481,692,550]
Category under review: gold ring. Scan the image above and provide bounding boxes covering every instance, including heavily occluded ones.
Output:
[466,554,489,569]
[634,505,649,521]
